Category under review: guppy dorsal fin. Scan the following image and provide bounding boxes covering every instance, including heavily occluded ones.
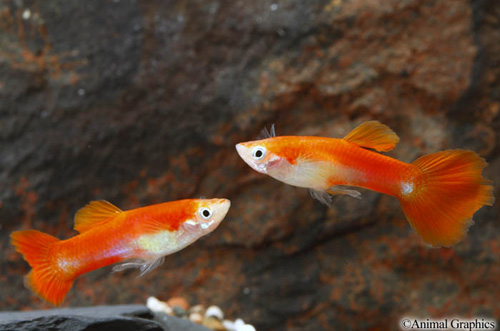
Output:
[343,121,399,152]
[74,200,123,233]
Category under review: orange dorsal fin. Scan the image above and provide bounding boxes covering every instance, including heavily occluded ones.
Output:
[343,121,400,152]
[74,200,123,233]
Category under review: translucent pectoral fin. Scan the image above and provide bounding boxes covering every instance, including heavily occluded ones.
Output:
[137,257,165,277]
[112,259,144,273]
[310,186,362,207]
[309,189,333,207]
[327,185,362,199]
[112,257,165,277]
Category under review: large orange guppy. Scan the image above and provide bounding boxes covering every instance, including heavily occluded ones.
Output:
[11,198,230,306]
[236,121,494,247]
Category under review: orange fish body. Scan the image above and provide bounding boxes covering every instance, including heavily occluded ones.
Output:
[236,121,494,247]
[11,198,230,306]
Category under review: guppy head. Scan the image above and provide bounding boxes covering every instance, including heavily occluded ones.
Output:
[235,137,292,176]
[115,198,231,277]
[178,198,230,243]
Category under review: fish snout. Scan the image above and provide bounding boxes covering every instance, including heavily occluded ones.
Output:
[235,143,246,159]
[213,198,231,217]
[235,143,267,174]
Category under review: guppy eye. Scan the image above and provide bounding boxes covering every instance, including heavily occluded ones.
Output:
[251,146,266,160]
[199,207,212,220]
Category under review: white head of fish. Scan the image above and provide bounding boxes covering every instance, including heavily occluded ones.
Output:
[235,143,278,174]
[180,198,231,241]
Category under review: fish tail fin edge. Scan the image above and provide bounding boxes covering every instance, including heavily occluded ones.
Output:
[11,230,73,306]
[399,150,494,247]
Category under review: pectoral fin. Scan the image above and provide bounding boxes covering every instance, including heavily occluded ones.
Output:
[310,186,362,207]
[309,189,334,206]
[327,186,362,199]
[112,257,165,277]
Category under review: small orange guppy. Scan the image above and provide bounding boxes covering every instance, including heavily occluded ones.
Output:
[11,198,230,306]
[236,121,494,247]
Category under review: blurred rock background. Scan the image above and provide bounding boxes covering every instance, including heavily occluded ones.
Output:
[1,0,499,329]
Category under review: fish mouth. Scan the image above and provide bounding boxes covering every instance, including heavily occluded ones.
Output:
[235,143,267,174]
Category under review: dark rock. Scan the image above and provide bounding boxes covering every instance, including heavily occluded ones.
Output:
[0,305,207,331]
[0,305,158,331]
[153,311,209,331]
[171,306,188,318]
[1,0,499,330]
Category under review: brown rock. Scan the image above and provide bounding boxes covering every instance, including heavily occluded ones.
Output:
[202,316,226,331]
[1,0,499,330]
[189,312,203,324]
[167,297,190,311]
[190,304,206,315]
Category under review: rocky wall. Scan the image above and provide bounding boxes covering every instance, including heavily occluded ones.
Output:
[1,0,499,329]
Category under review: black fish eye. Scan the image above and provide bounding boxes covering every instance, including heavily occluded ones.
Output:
[252,146,266,160]
[200,207,212,219]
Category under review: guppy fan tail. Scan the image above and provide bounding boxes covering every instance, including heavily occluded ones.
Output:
[10,230,73,306]
[399,150,494,247]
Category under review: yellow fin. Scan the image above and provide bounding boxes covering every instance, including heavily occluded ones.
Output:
[343,121,399,152]
[74,200,123,233]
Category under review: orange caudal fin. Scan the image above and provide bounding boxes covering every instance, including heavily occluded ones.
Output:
[10,230,73,306]
[399,150,495,247]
